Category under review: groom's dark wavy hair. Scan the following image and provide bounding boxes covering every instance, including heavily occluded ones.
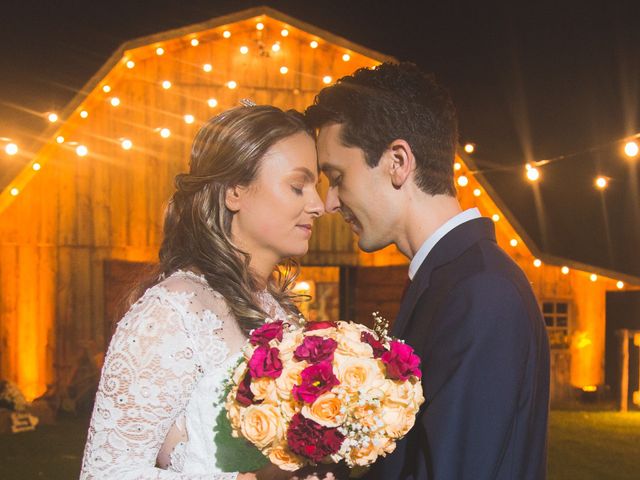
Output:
[305,62,458,196]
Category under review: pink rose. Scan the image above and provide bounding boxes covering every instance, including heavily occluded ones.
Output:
[236,371,255,406]
[249,346,283,379]
[381,341,422,381]
[360,331,388,358]
[292,361,340,403]
[305,321,337,332]
[287,413,345,462]
[250,321,284,346]
[294,336,338,363]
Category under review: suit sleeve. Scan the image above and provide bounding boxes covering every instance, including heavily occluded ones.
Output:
[414,272,532,479]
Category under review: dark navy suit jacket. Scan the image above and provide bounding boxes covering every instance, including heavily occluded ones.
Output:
[364,217,550,480]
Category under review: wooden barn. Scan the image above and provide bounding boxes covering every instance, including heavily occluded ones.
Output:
[0,6,638,409]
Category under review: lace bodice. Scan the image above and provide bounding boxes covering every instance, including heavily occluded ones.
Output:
[80,270,289,479]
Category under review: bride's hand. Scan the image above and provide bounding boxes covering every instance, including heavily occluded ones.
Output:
[237,464,293,480]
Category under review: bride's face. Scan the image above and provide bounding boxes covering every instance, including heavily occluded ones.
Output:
[227,131,324,264]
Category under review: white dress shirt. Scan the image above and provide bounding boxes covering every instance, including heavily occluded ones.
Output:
[408,208,482,280]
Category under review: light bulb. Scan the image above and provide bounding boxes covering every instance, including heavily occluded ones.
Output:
[310,40,318,48]
[121,139,133,150]
[160,128,171,138]
[510,239,518,247]
[454,162,461,171]
[203,63,212,72]
[526,166,540,182]
[162,80,172,89]
[76,145,88,157]
[80,110,88,118]
[56,136,65,144]
[272,43,281,52]
[190,38,199,47]
[5,143,18,155]
[240,46,249,54]
[207,98,218,108]
[533,259,542,268]
[48,113,58,123]
[617,280,625,289]
[10,187,19,196]
[32,162,41,171]
[184,114,195,124]
[624,140,639,158]
[322,75,332,84]
[473,188,482,197]
[280,66,288,74]
[102,85,111,93]
[126,60,135,69]
[492,214,500,222]
[223,30,231,38]
[256,22,264,31]
[156,47,165,56]
[281,29,289,37]
[595,176,608,190]
[342,53,351,61]
[590,273,598,282]
[457,175,469,187]
[110,97,121,107]
[227,81,237,89]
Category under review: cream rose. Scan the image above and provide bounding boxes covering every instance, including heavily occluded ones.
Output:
[279,397,301,421]
[351,403,383,431]
[225,396,243,434]
[232,363,248,386]
[336,323,374,358]
[301,392,346,427]
[250,377,278,404]
[240,404,283,448]
[278,331,305,362]
[349,440,379,466]
[267,443,305,471]
[383,379,424,410]
[335,355,386,392]
[275,361,307,401]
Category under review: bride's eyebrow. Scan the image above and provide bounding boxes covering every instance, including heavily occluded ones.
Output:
[291,167,317,183]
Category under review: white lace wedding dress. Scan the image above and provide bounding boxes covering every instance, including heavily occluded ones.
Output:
[80,270,289,479]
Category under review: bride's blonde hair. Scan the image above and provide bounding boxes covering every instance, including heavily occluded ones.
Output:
[139,106,312,335]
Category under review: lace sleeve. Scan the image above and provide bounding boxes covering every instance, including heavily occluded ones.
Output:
[80,286,238,480]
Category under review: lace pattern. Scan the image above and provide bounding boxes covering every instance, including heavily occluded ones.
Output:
[80,270,288,479]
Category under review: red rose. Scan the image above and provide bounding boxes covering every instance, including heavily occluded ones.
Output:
[248,346,283,379]
[250,320,284,346]
[292,361,339,403]
[294,336,338,363]
[360,331,388,358]
[287,413,345,462]
[381,340,422,381]
[304,321,337,332]
[236,371,255,406]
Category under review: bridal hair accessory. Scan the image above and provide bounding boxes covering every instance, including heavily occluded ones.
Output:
[239,98,257,107]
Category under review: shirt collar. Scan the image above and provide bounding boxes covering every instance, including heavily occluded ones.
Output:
[408,208,482,280]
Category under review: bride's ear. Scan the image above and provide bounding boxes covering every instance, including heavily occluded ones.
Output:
[224,185,243,212]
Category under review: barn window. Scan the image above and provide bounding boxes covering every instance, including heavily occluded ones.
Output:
[542,300,571,348]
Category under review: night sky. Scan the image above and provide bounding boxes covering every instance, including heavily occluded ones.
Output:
[1,0,639,276]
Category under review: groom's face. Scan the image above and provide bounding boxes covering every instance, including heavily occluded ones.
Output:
[317,123,398,252]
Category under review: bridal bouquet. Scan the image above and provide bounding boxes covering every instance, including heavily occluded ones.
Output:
[225,314,424,470]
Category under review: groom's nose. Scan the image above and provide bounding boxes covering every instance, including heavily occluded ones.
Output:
[324,187,341,214]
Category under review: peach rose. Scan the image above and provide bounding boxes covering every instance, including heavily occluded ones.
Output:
[348,440,380,466]
[240,404,283,449]
[382,379,424,410]
[351,403,384,431]
[267,443,305,471]
[250,377,278,404]
[225,395,243,434]
[275,361,307,401]
[381,404,416,439]
[232,363,248,386]
[278,331,305,362]
[335,355,386,392]
[336,323,374,358]
[301,392,346,427]
[279,397,301,421]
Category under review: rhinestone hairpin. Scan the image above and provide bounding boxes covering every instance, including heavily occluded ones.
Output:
[239,98,257,107]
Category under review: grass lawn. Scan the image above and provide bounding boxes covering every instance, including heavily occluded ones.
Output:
[0,411,639,478]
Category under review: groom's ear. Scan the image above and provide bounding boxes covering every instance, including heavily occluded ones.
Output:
[224,185,244,212]
[387,139,415,189]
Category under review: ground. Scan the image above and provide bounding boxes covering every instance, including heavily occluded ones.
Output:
[0,411,639,479]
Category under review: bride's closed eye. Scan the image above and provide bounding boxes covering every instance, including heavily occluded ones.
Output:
[291,185,304,195]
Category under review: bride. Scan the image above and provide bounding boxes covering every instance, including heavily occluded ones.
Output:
[81,105,325,479]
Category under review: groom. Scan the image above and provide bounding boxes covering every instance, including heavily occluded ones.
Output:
[305,63,550,479]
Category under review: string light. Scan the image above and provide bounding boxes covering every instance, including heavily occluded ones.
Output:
[510,239,518,247]
[162,80,172,89]
[110,97,121,107]
[310,40,319,48]
[595,176,608,190]
[342,53,351,61]
[121,139,133,150]
[240,46,249,54]
[590,273,598,282]
[561,266,570,275]
[280,66,288,74]
[126,60,135,69]
[48,113,58,123]
[457,175,469,187]
[473,188,482,197]
[533,259,542,268]
[227,81,237,89]
[464,143,475,154]
[272,43,281,52]
[190,38,199,47]
[76,145,88,157]
[454,162,462,171]
[10,187,19,196]
[102,85,111,93]
[281,29,289,37]
[5,143,18,155]
[156,47,165,56]
[203,63,212,72]
[492,214,500,222]
[80,110,88,118]
[56,136,65,144]
[207,98,218,108]
[256,22,264,31]
[322,75,332,84]
[160,128,171,138]
[526,164,540,182]
[184,114,195,124]
[624,140,639,158]
[223,30,231,38]
[617,280,625,289]
[32,162,41,171]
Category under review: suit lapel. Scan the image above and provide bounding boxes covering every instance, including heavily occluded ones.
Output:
[391,217,497,339]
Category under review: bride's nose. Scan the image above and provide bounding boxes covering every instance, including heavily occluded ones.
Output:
[306,190,325,217]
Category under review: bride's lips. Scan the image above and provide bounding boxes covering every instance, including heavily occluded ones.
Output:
[296,224,313,237]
